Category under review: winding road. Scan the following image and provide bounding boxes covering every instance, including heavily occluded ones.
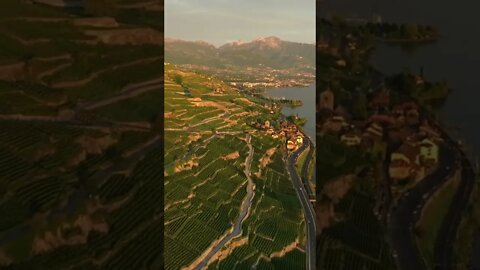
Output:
[287,137,316,270]
[192,134,256,270]
[388,144,457,270]
[433,128,476,270]
[300,137,315,199]
[388,123,478,270]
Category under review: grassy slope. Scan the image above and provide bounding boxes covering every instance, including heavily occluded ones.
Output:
[164,66,306,269]
[416,174,460,268]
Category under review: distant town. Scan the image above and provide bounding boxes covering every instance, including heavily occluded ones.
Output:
[166,63,315,88]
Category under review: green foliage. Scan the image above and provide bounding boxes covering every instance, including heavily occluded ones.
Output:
[403,23,419,39]
[352,91,368,119]
[173,75,184,86]
[316,135,370,186]
[362,21,437,41]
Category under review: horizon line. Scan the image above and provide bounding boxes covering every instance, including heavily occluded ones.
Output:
[165,36,316,48]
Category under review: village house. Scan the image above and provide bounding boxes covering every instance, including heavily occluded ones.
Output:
[393,102,418,116]
[289,124,298,133]
[363,122,383,142]
[389,142,421,180]
[393,105,405,116]
[319,88,335,111]
[419,138,439,166]
[419,120,441,140]
[323,115,348,133]
[414,74,425,85]
[387,126,416,143]
[370,86,390,109]
[341,132,362,146]
[405,109,420,126]
[287,138,297,151]
[369,114,396,126]
[334,105,351,120]
[296,135,303,145]
[336,59,347,67]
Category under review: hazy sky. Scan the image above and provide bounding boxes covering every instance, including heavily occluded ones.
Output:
[165,0,315,46]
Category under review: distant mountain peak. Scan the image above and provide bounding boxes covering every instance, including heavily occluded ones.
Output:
[253,36,281,42]
[165,37,211,45]
[165,36,315,70]
[229,40,245,46]
[193,40,212,46]
[165,37,181,42]
[219,36,283,49]
[252,36,282,48]
[220,39,245,48]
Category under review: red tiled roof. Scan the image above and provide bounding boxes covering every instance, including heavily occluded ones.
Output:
[393,102,418,111]
[395,143,419,162]
[369,114,395,125]
[371,89,390,106]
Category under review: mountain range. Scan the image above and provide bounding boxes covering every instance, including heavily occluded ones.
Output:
[164,36,315,70]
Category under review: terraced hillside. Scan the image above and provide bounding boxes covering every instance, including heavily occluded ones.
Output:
[164,66,307,270]
[0,1,163,269]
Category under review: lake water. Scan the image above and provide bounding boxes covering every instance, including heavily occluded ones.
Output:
[318,0,480,159]
[263,84,316,142]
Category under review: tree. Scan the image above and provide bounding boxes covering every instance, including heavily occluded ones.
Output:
[353,92,368,120]
[403,23,419,39]
[173,75,183,85]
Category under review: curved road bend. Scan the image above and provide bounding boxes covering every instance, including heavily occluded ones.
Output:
[434,139,476,269]
[388,145,456,270]
[287,140,316,270]
[193,134,255,270]
[300,137,315,199]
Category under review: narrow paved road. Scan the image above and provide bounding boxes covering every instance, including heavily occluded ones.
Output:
[193,134,256,270]
[433,129,476,270]
[300,137,315,199]
[287,140,316,270]
[388,144,457,270]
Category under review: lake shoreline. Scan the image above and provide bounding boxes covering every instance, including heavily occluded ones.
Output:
[262,84,316,144]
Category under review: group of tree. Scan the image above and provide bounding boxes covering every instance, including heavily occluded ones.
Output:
[359,22,438,41]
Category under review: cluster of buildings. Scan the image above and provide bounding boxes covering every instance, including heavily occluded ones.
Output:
[318,85,442,184]
[176,65,314,88]
[232,79,313,88]
[232,67,314,88]
[252,119,304,151]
